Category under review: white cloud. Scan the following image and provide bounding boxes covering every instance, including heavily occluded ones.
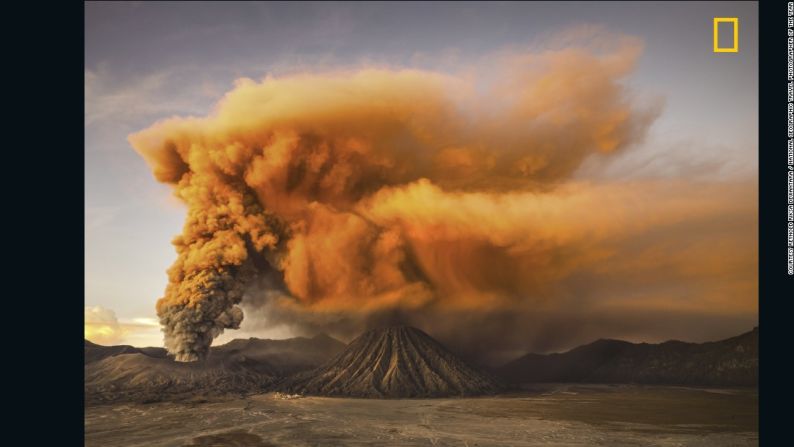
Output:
[84,306,163,347]
[85,205,121,231]
[85,306,126,345]
[84,65,218,127]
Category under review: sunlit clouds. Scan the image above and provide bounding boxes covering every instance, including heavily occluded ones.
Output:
[127,28,756,362]
[84,306,161,346]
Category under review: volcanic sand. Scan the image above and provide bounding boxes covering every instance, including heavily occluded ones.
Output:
[85,384,758,447]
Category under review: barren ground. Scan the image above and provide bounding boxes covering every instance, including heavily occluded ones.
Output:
[85,384,758,447]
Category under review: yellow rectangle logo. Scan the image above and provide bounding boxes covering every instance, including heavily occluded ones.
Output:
[713,17,739,53]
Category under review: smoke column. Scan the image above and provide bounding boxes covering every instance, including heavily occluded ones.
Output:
[130,33,665,361]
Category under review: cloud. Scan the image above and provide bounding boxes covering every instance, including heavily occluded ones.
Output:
[127,28,756,363]
[575,136,758,182]
[85,206,121,231]
[85,65,221,128]
[84,306,162,346]
[84,306,127,345]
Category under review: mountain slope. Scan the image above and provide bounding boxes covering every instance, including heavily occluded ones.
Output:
[85,334,345,404]
[283,326,502,398]
[85,351,277,405]
[213,334,345,375]
[497,327,758,386]
[84,340,168,364]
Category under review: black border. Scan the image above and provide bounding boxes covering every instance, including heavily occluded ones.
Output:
[758,0,789,443]
[13,0,787,444]
[12,0,85,443]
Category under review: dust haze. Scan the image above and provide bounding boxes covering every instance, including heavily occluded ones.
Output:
[128,30,757,363]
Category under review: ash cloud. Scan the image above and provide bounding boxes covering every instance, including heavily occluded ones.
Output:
[129,31,756,362]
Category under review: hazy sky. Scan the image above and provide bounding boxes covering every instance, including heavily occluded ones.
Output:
[85,1,758,351]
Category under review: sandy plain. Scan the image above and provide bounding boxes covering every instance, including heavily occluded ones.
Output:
[85,384,758,447]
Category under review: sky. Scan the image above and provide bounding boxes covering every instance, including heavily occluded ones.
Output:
[85,1,758,356]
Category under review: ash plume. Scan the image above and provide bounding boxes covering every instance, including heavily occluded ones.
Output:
[129,31,754,362]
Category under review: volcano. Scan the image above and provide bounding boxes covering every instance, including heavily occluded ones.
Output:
[283,326,502,398]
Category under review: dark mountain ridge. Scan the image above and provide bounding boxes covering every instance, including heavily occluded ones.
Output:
[496,327,758,386]
[85,326,758,405]
[84,334,346,404]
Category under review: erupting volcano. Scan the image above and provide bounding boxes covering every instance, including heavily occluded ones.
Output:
[126,33,675,362]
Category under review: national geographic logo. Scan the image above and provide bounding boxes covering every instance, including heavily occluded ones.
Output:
[713,17,739,53]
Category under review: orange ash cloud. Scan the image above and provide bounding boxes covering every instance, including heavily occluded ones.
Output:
[127,34,754,361]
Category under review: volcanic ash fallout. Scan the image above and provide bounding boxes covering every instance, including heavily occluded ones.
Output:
[130,34,668,362]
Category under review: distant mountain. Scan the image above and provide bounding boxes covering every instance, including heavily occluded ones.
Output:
[84,334,345,404]
[84,340,167,364]
[85,326,758,405]
[85,351,278,405]
[496,327,758,387]
[212,334,346,376]
[282,326,503,398]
